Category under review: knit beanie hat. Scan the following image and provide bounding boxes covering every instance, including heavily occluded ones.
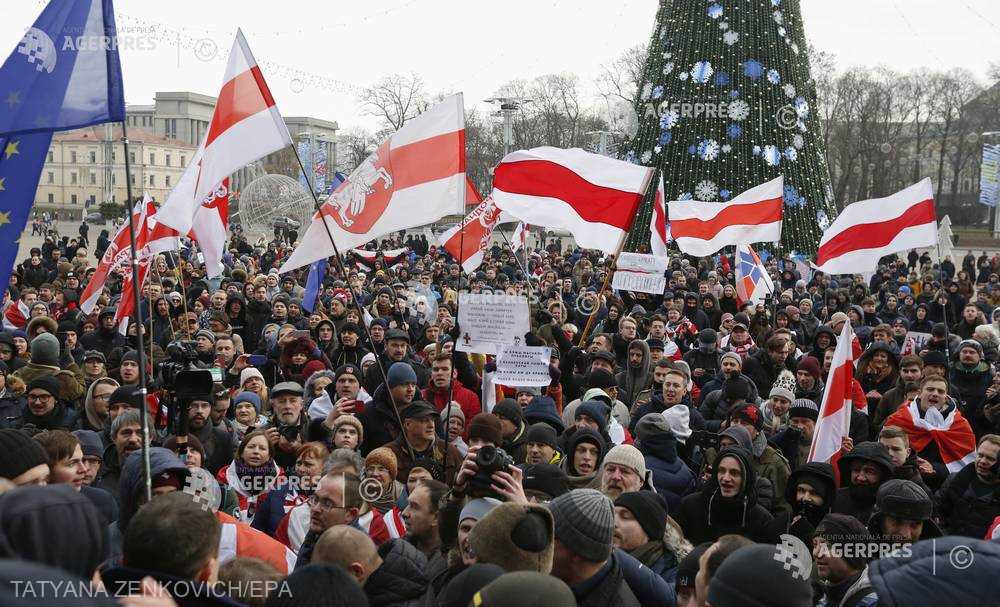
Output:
[120,349,140,365]
[333,415,364,445]
[470,503,555,573]
[575,400,609,430]
[522,464,570,500]
[603,444,647,480]
[386,361,417,388]
[469,413,503,446]
[195,329,216,344]
[0,485,108,580]
[614,491,668,541]
[729,402,764,431]
[720,351,742,369]
[769,370,797,402]
[526,423,558,449]
[29,332,60,367]
[71,430,103,459]
[958,339,984,357]
[788,398,819,422]
[440,403,465,425]
[0,429,48,481]
[437,564,505,607]
[109,385,144,409]
[719,424,753,452]
[663,405,692,442]
[472,572,576,607]
[26,375,61,400]
[815,513,873,569]
[796,356,821,380]
[239,366,265,387]
[493,398,523,424]
[548,489,614,563]
[364,447,398,480]
[460,497,502,523]
[707,544,813,607]
[232,391,262,414]
[302,360,327,381]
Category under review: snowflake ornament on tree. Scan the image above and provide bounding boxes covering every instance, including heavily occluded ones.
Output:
[695,180,719,200]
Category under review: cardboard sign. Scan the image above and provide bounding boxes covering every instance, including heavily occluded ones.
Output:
[907,331,932,352]
[612,252,669,295]
[456,293,530,355]
[495,345,552,386]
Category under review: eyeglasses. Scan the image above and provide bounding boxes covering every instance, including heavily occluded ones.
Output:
[27,393,54,403]
[308,495,346,511]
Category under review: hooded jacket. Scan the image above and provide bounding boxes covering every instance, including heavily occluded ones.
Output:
[635,429,696,511]
[107,447,189,565]
[672,447,773,544]
[764,461,836,546]
[868,537,1000,606]
[364,538,429,607]
[615,339,652,408]
[560,426,606,487]
[856,342,901,412]
[831,442,895,523]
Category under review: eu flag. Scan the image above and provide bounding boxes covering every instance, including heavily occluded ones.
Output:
[0,0,126,289]
[301,258,327,313]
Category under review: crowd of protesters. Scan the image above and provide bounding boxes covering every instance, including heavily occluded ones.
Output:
[1,222,1000,606]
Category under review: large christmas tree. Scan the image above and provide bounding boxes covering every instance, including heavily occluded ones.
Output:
[624,0,835,255]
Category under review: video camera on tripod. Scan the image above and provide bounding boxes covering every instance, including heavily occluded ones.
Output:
[159,340,216,460]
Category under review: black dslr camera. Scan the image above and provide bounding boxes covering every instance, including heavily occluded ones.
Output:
[469,446,515,498]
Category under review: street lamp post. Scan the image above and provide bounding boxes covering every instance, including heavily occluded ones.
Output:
[982,131,1000,238]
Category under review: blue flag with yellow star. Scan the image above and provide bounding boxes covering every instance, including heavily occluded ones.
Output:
[0,0,126,291]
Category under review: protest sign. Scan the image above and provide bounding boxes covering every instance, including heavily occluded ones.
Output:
[907,331,932,352]
[612,252,668,295]
[495,345,552,386]
[456,293,530,355]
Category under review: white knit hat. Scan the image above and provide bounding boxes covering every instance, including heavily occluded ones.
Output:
[662,406,692,442]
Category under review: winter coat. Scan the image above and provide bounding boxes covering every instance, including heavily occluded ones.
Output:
[636,431,697,511]
[934,462,1000,539]
[672,447,774,544]
[364,538,429,607]
[681,347,721,391]
[422,381,482,428]
[615,548,675,606]
[244,299,272,353]
[0,390,24,428]
[868,537,1000,605]
[571,552,641,607]
[11,361,86,404]
[15,399,78,431]
[362,351,429,396]
[630,393,706,435]
[385,434,461,485]
[357,385,406,456]
[949,361,993,435]
[742,349,793,397]
[856,342,901,414]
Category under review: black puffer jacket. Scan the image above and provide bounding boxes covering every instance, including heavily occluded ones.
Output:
[935,462,1000,539]
[364,538,429,607]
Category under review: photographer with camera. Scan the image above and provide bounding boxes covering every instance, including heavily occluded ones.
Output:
[262,381,308,469]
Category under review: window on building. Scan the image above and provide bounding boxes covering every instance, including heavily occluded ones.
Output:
[130,152,135,164]
[47,172,54,184]
[89,151,96,163]
[71,194,77,205]
[149,152,155,165]
[166,154,171,167]
[47,151,53,162]
[47,193,54,204]
[70,151,77,163]
[165,175,171,187]
[70,172,77,185]
[149,174,155,187]
[180,155,186,167]
[90,173,96,185]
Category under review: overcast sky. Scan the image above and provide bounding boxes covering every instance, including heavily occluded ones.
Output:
[4,0,999,133]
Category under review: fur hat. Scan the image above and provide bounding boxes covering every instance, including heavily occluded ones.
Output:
[26,316,57,339]
[470,503,554,574]
[364,447,398,480]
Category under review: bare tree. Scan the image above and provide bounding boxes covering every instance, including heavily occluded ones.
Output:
[357,72,429,134]
[338,126,377,173]
[595,44,648,108]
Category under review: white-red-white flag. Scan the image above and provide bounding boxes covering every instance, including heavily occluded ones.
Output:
[490,147,653,255]
[439,197,504,273]
[2,297,29,331]
[650,173,670,257]
[156,30,289,277]
[668,176,784,256]
[281,94,466,273]
[80,199,148,314]
[113,199,155,334]
[814,178,936,275]
[809,322,855,466]
[511,222,528,252]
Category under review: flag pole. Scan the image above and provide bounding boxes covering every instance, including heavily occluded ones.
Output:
[442,214,466,482]
[119,120,153,503]
[576,168,657,347]
[289,146,415,461]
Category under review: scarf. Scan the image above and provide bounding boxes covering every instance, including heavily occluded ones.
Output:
[630,540,668,570]
[884,399,977,472]
[23,401,67,430]
[232,459,278,497]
